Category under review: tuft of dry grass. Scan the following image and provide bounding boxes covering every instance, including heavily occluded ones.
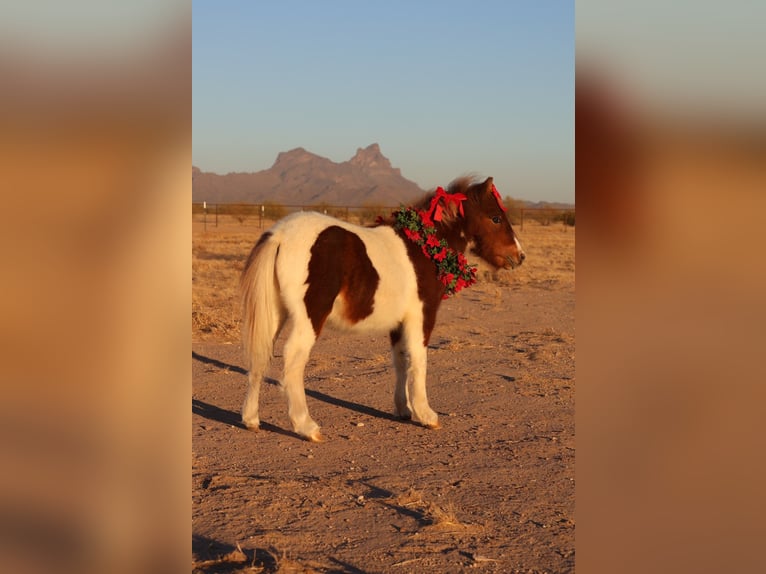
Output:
[192,542,262,572]
[394,487,425,508]
[423,500,467,530]
[391,488,473,532]
[191,543,326,574]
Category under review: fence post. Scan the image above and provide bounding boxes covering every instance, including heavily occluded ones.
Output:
[260,204,264,229]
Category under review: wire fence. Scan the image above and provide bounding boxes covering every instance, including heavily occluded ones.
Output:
[192,202,574,231]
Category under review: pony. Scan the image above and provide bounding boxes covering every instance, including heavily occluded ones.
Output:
[239,176,525,442]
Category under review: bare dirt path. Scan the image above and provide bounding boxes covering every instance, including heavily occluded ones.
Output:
[192,276,574,573]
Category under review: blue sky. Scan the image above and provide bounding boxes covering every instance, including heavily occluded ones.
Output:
[193,1,574,203]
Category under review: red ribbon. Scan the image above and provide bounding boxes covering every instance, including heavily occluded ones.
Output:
[491,183,507,212]
[428,186,467,222]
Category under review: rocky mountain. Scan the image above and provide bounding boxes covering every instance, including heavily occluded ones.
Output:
[192,144,425,206]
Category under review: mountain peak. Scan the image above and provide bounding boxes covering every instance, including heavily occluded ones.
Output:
[272,147,327,168]
[193,143,422,205]
[348,143,391,170]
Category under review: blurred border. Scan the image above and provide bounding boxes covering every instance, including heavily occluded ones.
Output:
[577,1,766,572]
[2,2,765,573]
[0,3,190,573]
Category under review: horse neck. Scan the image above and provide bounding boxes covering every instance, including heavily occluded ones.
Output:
[412,190,470,254]
[433,219,468,254]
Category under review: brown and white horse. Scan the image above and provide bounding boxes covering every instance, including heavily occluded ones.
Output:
[240,176,525,441]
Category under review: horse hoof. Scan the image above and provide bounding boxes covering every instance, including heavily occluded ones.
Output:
[306,430,324,443]
[243,421,260,431]
[397,413,412,421]
[423,420,441,430]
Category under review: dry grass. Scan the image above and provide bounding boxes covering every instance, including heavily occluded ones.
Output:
[192,229,256,341]
[191,543,327,574]
[192,218,574,342]
[423,500,468,531]
[391,488,474,533]
[192,542,262,572]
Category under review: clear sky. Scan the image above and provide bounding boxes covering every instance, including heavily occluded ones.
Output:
[193,1,574,203]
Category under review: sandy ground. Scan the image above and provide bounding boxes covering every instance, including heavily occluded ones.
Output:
[192,218,574,573]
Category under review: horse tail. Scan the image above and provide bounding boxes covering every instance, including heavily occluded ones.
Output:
[240,231,283,379]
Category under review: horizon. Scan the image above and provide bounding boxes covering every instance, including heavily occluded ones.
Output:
[193,1,574,204]
[191,142,574,206]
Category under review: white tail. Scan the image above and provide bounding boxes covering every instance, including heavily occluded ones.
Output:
[239,233,283,429]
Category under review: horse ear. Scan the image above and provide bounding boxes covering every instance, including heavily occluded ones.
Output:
[483,176,508,212]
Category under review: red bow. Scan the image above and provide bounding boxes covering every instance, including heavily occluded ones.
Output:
[428,186,467,222]
[491,184,507,212]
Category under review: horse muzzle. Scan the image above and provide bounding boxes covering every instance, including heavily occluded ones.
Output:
[504,251,526,269]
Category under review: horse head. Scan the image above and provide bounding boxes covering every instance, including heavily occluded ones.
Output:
[455,177,525,269]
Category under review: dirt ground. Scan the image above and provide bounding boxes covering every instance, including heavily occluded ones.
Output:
[192,217,575,573]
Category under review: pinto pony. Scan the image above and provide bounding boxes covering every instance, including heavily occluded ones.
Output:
[240,176,525,441]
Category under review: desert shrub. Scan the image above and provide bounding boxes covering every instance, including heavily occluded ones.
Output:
[262,202,287,220]
[527,209,553,226]
[556,210,575,227]
[503,196,525,225]
[506,208,523,226]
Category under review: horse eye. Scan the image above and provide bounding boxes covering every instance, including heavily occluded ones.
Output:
[491,216,502,224]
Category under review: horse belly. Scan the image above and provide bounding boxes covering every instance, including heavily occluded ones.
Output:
[325,283,411,333]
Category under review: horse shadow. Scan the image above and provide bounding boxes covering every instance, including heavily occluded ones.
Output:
[192,351,402,438]
[345,478,436,527]
[192,351,247,375]
[192,398,297,439]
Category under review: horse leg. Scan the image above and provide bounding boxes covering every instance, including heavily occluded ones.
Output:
[282,319,322,442]
[242,371,262,430]
[390,327,411,420]
[242,314,285,430]
[402,322,439,429]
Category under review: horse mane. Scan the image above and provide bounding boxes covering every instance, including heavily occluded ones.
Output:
[445,175,479,196]
[371,176,481,229]
[410,175,480,226]
[414,176,468,206]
